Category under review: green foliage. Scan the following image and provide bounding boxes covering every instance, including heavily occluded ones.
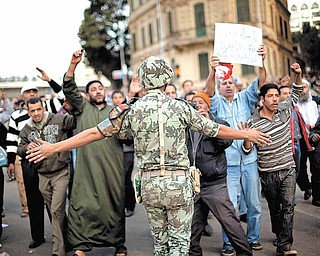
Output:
[78,0,130,89]
[292,24,320,75]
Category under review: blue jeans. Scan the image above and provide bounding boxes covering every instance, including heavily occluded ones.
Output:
[222,161,261,247]
[259,168,296,252]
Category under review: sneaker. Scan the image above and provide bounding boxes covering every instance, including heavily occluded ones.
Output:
[250,241,263,250]
[221,247,234,256]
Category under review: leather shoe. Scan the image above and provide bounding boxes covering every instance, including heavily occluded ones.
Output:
[29,239,45,248]
[304,189,312,200]
[312,199,320,207]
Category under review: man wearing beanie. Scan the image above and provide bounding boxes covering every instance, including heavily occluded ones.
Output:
[188,92,252,256]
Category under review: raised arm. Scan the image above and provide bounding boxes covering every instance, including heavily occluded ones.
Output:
[66,49,84,78]
[257,45,266,89]
[26,127,104,163]
[205,56,220,97]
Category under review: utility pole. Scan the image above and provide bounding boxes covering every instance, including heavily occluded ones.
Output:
[156,0,164,57]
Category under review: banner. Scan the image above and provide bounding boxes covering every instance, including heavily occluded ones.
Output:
[214,23,263,67]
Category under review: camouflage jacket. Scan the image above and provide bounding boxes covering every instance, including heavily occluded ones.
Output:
[98,89,220,172]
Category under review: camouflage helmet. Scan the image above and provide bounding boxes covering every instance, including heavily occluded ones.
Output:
[138,56,174,89]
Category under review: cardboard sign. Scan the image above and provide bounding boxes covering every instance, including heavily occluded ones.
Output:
[214,23,263,67]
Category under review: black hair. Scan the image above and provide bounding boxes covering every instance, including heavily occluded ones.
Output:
[259,83,280,98]
[26,97,43,109]
[166,83,177,92]
[85,80,103,93]
[182,80,193,88]
[184,91,196,100]
[111,89,125,99]
[278,85,290,94]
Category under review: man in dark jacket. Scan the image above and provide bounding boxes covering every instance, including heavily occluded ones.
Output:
[309,116,320,207]
[18,97,75,256]
[188,92,252,256]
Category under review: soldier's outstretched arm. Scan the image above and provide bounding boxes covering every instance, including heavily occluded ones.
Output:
[216,124,271,146]
[26,127,104,163]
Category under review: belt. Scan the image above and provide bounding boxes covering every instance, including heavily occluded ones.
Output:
[142,170,188,178]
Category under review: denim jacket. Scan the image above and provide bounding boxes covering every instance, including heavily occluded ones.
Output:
[209,79,259,166]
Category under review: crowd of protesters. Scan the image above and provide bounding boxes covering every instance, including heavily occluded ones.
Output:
[0,47,319,256]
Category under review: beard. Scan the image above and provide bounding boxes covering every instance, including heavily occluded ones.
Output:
[90,98,105,105]
[299,93,309,102]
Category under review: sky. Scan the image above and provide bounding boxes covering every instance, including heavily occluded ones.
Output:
[0,0,90,80]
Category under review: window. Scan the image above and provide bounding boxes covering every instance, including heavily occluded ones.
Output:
[284,21,288,40]
[132,33,137,51]
[279,16,283,37]
[242,64,255,75]
[139,0,143,5]
[301,4,308,10]
[291,5,297,12]
[270,6,274,28]
[168,11,173,35]
[198,53,209,80]
[194,3,206,37]
[237,0,250,22]
[141,27,146,48]
[130,0,135,11]
[312,3,319,9]
[312,11,320,17]
[148,23,153,45]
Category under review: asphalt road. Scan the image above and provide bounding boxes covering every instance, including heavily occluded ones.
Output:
[0,168,319,256]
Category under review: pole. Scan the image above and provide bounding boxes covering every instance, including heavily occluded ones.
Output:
[156,0,164,57]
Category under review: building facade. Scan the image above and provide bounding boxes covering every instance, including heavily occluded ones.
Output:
[128,0,294,89]
[288,0,320,32]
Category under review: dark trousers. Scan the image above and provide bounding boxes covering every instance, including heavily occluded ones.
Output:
[0,167,3,239]
[189,183,252,256]
[22,167,51,242]
[124,152,135,212]
[259,168,295,252]
[296,139,311,191]
[310,149,320,201]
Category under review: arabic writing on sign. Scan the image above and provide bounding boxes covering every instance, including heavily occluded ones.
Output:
[214,23,263,67]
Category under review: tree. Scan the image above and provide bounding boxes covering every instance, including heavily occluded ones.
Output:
[78,0,130,89]
[292,24,320,76]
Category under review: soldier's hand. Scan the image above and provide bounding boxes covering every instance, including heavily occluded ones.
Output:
[71,49,84,65]
[36,67,51,82]
[26,139,54,163]
[246,128,271,146]
[290,63,302,75]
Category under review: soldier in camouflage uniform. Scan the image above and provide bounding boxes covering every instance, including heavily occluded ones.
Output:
[27,54,271,256]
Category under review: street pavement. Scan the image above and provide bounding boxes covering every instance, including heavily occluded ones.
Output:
[0,168,319,256]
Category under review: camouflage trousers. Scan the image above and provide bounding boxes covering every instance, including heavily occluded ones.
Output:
[141,174,194,256]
